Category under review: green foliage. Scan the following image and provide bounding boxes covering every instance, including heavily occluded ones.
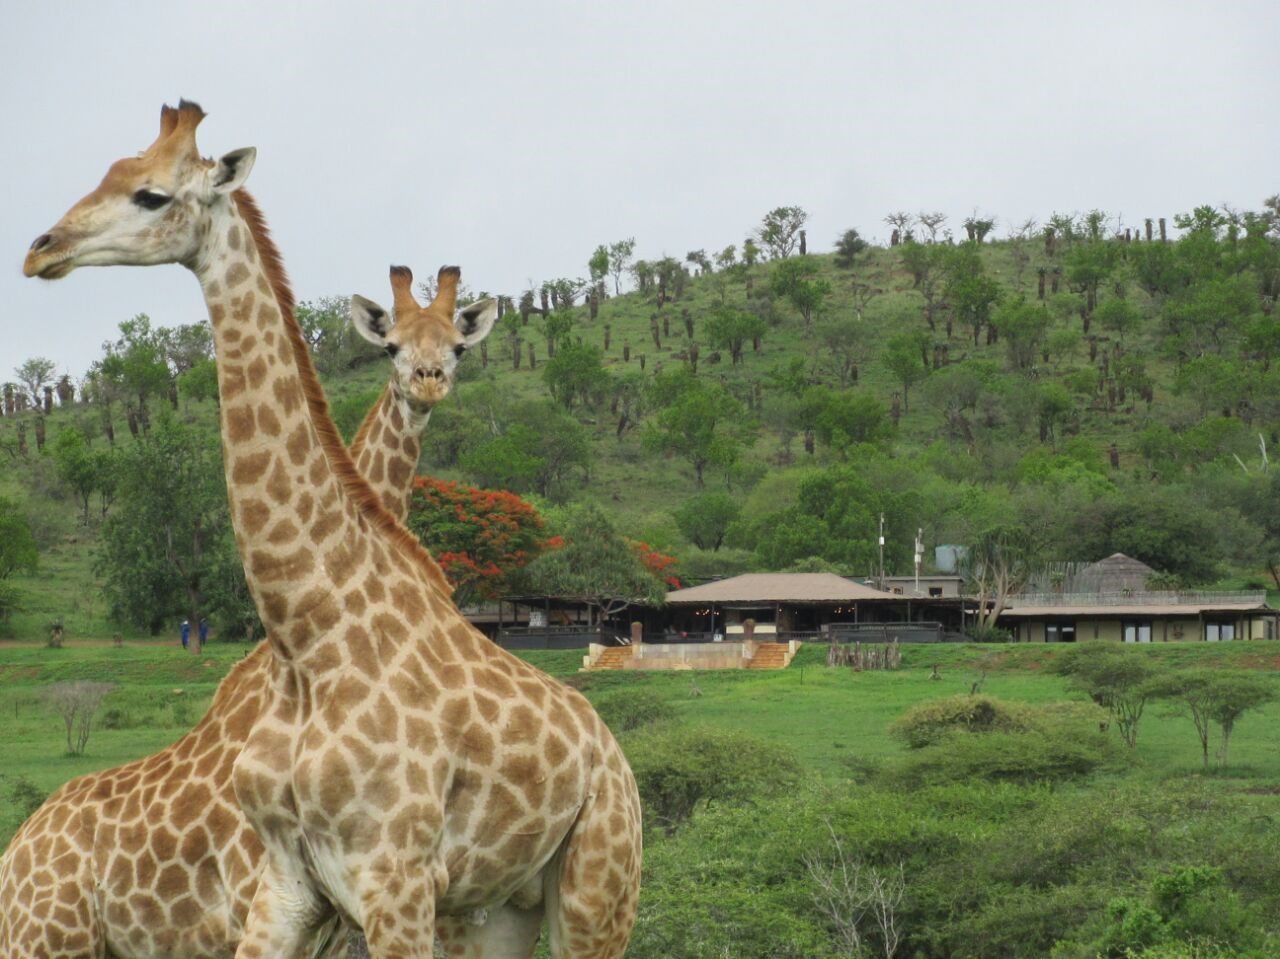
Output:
[882,331,930,411]
[889,694,1036,748]
[0,496,39,582]
[594,688,677,734]
[769,256,831,327]
[330,387,386,443]
[8,775,47,821]
[1051,644,1164,748]
[519,503,665,621]
[177,358,219,406]
[832,228,868,268]
[672,491,740,551]
[755,205,809,259]
[96,412,238,636]
[643,368,751,487]
[460,401,592,500]
[542,339,608,411]
[624,722,802,830]
[703,306,766,365]
[889,725,1126,787]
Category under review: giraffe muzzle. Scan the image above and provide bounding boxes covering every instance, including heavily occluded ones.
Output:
[23,232,75,279]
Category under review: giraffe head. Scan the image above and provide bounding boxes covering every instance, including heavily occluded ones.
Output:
[350,265,497,412]
[23,100,254,280]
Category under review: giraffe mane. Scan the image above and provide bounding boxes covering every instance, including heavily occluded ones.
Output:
[231,189,453,596]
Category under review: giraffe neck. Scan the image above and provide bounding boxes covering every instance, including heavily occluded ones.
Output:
[350,384,424,523]
[193,192,448,664]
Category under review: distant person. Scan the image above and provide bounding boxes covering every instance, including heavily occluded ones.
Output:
[199,618,209,648]
[180,620,190,649]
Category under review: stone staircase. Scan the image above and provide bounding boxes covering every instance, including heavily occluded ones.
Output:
[746,642,796,670]
[583,645,634,671]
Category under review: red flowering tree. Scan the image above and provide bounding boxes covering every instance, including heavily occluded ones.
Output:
[631,541,681,589]
[406,477,551,606]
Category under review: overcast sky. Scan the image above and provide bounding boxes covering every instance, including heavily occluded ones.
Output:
[3,0,1276,379]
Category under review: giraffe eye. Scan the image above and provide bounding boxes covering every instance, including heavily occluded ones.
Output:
[132,189,172,211]
[452,344,466,358]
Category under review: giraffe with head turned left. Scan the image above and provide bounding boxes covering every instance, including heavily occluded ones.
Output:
[23,100,641,959]
[0,267,497,959]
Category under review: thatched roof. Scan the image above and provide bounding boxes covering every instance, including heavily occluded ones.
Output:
[1074,553,1155,592]
[665,573,898,605]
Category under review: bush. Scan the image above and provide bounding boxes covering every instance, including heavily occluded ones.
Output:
[99,707,131,730]
[594,689,677,734]
[9,775,47,820]
[890,727,1127,788]
[623,723,802,831]
[890,694,1036,748]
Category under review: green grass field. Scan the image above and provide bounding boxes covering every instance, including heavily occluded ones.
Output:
[4,639,1277,847]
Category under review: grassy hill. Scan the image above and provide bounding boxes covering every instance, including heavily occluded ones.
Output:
[2,216,1279,640]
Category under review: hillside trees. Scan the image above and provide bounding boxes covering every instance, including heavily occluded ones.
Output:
[770,257,831,328]
[673,492,741,551]
[51,427,117,524]
[0,497,38,621]
[832,229,868,268]
[607,238,636,296]
[14,358,56,407]
[643,369,753,487]
[755,206,808,259]
[945,245,1002,346]
[962,523,1040,631]
[543,340,607,411]
[704,307,766,366]
[460,400,593,500]
[882,332,929,413]
[97,412,239,642]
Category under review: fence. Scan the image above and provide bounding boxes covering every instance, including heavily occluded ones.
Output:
[495,626,629,650]
[823,622,948,644]
[1012,590,1268,608]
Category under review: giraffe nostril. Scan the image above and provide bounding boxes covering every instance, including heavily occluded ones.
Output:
[30,233,53,253]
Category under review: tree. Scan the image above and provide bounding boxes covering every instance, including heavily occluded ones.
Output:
[43,682,115,756]
[996,296,1051,372]
[14,357,56,407]
[962,523,1040,630]
[588,244,610,288]
[898,243,949,332]
[816,315,869,386]
[770,257,831,328]
[674,492,741,551]
[607,238,636,296]
[756,206,809,259]
[1095,296,1144,344]
[0,497,38,620]
[1205,672,1275,768]
[704,307,766,366]
[685,249,712,275]
[543,340,608,411]
[741,238,762,267]
[945,245,1002,346]
[799,387,892,456]
[97,412,235,643]
[178,358,220,407]
[406,478,551,607]
[832,229,868,268]
[460,401,592,500]
[97,314,171,425]
[519,503,666,624]
[1152,669,1275,771]
[882,332,929,413]
[1050,645,1162,748]
[917,211,948,242]
[1035,382,1073,444]
[51,427,99,523]
[643,369,751,487]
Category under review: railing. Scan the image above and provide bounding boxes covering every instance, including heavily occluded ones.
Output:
[1011,590,1267,608]
[495,626,629,650]
[823,622,948,644]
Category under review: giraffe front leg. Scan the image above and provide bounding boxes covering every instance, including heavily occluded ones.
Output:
[235,861,334,959]
[354,856,444,959]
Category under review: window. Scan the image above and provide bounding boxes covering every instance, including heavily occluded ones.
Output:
[1205,621,1236,642]
[928,587,943,597]
[1123,621,1152,644]
[1046,622,1076,643]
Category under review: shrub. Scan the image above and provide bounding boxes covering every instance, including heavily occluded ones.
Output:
[889,727,1127,788]
[43,681,115,756]
[623,723,802,831]
[889,694,1036,748]
[594,689,677,734]
[99,707,131,730]
[9,775,47,820]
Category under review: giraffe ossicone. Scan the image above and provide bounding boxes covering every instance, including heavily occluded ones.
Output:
[20,100,641,959]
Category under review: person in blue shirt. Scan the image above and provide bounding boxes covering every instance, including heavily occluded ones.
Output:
[180,620,190,649]
[198,618,209,648]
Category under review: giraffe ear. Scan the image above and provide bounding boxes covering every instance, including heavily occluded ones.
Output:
[454,298,498,349]
[210,147,256,194]
[350,295,394,346]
